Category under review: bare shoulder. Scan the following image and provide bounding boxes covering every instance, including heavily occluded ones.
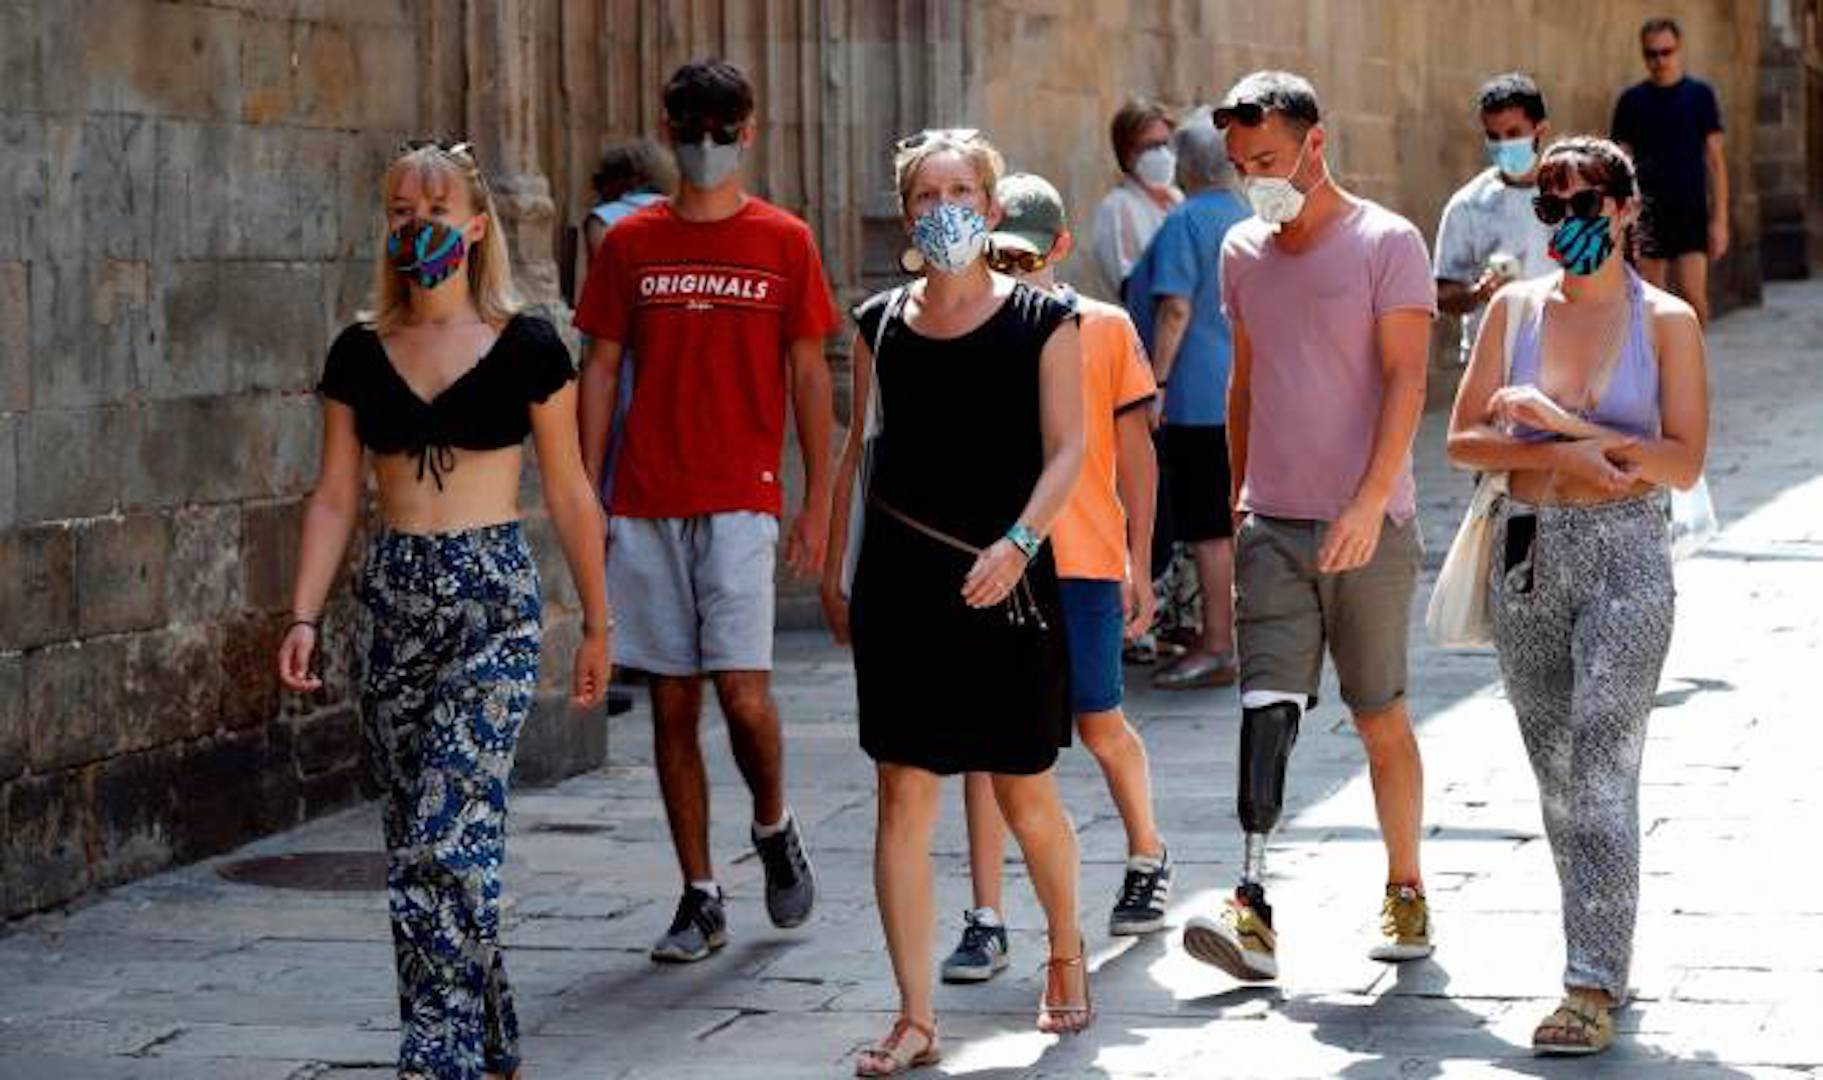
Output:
[1640,279,1700,331]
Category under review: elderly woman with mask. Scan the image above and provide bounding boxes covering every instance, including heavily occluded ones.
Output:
[1091,97,1183,302]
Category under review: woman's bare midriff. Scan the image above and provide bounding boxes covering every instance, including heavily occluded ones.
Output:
[1508,469,1658,508]
[372,446,526,534]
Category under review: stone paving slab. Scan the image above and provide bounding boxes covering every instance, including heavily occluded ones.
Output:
[4,282,1823,1077]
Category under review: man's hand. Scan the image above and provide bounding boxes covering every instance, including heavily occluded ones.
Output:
[1707,218,1729,261]
[1317,495,1388,574]
[1471,268,1505,307]
[1123,573,1157,641]
[785,498,830,578]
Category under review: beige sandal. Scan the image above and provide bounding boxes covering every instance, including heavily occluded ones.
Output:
[1037,939,1094,1035]
[1532,991,1614,1055]
[855,1015,941,1076]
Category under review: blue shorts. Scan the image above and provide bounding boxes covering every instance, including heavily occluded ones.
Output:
[1059,578,1124,714]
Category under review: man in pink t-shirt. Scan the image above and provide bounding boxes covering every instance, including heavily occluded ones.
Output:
[1180,71,1438,986]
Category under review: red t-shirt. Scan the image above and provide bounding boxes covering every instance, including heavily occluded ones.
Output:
[573,197,839,518]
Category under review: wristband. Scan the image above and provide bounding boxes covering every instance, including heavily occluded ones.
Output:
[288,618,319,635]
[1005,524,1042,560]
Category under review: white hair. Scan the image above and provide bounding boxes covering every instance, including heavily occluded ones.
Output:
[1172,106,1234,191]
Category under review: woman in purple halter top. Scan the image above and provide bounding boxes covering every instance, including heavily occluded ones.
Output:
[1445,137,1709,1057]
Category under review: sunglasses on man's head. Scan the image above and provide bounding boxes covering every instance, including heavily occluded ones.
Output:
[669,120,743,146]
[895,127,983,151]
[987,246,1049,274]
[1643,46,1678,60]
[1532,188,1607,225]
[1212,102,1265,130]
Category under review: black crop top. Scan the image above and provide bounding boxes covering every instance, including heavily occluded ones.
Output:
[317,313,576,488]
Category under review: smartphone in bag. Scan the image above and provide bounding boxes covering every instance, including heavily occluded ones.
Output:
[1504,512,1538,593]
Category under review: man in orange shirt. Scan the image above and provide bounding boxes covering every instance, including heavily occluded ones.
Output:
[939,173,1170,983]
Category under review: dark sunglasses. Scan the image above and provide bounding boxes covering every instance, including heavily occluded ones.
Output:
[669,119,743,146]
[1532,188,1608,225]
[399,137,475,161]
[987,246,1049,274]
[1212,102,1264,129]
[1643,46,1677,60]
[895,127,982,151]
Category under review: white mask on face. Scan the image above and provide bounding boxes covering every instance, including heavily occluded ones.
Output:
[1240,136,1313,225]
[1133,145,1177,188]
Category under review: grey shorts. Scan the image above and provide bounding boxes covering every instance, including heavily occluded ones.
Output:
[607,512,778,676]
[1234,513,1423,713]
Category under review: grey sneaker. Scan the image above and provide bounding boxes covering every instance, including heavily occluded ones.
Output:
[1109,849,1172,936]
[940,909,1010,983]
[753,815,816,928]
[650,886,728,964]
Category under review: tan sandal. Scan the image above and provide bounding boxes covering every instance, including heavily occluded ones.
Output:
[855,1015,941,1076]
[1037,938,1094,1035]
[1532,991,1614,1055]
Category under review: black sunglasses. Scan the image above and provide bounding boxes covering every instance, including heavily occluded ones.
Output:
[669,119,744,146]
[1532,188,1608,225]
[1212,102,1264,130]
[1643,46,1677,60]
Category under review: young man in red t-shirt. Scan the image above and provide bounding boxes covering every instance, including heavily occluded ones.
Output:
[574,59,839,964]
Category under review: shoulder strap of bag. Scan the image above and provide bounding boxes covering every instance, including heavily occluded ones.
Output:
[863,286,907,439]
[1500,279,1539,385]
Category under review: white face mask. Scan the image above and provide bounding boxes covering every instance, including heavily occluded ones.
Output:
[1241,136,1312,225]
[1133,145,1177,188]
[676,137,742,188]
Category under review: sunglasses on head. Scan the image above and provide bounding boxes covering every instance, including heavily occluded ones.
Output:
[1643,45,1677,60]
[669,119,743,146]
[895,127,983,151]
[987,246,1049,274]
[1532,188,1608,225]
[399,137,475,161]
[1211,102,1264,130]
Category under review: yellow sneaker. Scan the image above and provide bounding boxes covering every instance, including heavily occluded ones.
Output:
[1369,883,1434,962]
[1183,885,1278,981]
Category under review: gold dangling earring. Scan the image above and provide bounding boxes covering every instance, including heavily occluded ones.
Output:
[899,246,925,274]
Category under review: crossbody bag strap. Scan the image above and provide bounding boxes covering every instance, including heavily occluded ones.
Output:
[864,286,907,438]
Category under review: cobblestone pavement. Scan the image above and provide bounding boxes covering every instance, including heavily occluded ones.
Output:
[4,283,1822,1078]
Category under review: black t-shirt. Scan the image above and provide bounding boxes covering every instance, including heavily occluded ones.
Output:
[317,312,575,487]
[1611,77,1723,215]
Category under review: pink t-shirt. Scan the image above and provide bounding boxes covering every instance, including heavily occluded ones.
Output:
[1220,200,1436,523]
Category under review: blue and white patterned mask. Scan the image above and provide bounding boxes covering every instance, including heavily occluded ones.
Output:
[911,202,989,275]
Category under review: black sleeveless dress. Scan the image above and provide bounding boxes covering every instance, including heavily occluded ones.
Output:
[849,282,1075,775]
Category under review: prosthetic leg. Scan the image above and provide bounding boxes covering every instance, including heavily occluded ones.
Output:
[1235,694,1304,925]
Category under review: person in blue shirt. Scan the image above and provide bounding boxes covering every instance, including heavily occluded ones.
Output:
[1125,107,1252,690]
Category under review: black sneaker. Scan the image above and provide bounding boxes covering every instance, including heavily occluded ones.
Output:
[940,908,1010,983]
[752,814,816,929]
[650,886,728,963]
[1109,848,1173,936]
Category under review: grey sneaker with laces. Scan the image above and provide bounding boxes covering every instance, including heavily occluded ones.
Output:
[753,814,817,929]
[650,886,728,964]
[940,909,1010,983]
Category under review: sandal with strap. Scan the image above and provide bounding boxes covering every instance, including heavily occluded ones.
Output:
[1532,991,1614,1056]
[855,1015,941,1076]
[1037,938,1095,1035]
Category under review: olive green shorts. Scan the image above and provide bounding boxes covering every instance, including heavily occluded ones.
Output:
[1233,513,1423,713]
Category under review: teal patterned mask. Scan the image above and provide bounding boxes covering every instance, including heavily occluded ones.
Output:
[1548,215,1615,276]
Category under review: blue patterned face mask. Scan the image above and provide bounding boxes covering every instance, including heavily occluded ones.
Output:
[910,201,989,274]
[1549,215,1616,276]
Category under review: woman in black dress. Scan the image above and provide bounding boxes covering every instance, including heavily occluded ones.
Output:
[822,130,1088,1075]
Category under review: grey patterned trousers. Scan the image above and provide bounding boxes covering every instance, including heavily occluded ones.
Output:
[1491,496,1674,1000]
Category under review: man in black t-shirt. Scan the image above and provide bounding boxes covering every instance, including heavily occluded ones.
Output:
[1611,15,1728,324]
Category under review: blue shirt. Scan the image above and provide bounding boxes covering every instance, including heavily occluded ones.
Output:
[1124,188,1250,426]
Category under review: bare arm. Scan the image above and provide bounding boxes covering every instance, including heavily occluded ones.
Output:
[1437,275,1504,317]
[1151,295,1192,385]
[785,336,835,576]
[1226,315,1252,515]
[277,400,364,692]
[577,336,623,496]
[531,381,612,706]
[1114,404,1158,577]
[1609,301,1708,489]
[1705,131,1729,259]
[1018,320,1086,536]
[818,331,872,642]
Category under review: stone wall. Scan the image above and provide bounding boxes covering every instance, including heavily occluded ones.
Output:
[0,0,598,920]
[1759,0,1822,279]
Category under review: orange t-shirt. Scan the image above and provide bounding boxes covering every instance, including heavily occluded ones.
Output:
[1051,294,1158,581]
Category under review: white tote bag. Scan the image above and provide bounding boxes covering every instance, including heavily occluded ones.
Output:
[1425,285,1537,649]
[1670,474,1719,559]
[839,287,905,599]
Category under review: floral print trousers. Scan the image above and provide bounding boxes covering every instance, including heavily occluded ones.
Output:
[357,522,541,1079]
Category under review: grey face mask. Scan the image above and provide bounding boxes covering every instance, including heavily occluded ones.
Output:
[676,137,742,188]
